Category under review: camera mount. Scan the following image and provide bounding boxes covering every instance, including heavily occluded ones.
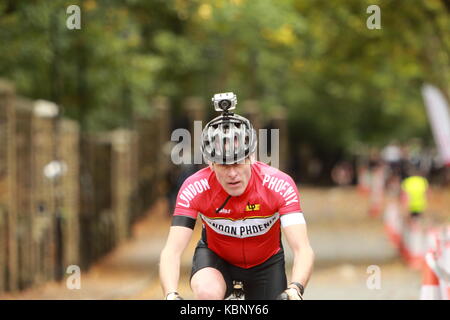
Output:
[212,92,237,116]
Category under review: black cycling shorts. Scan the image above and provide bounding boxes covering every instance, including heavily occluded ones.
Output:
[190,240,287,300]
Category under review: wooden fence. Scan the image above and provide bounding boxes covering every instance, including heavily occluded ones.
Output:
[0,81,172,293]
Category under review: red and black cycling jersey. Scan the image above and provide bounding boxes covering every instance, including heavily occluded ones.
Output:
[172,161,304,269]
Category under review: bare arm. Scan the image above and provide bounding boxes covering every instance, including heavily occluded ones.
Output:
[283,223,315,289]
[159,226,193,297]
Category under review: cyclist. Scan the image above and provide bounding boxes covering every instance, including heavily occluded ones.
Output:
[159,93,314,300]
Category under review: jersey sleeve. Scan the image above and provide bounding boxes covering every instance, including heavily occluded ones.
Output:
[277,174,302,215]
[171,172,208,229]
[275,173,305,227]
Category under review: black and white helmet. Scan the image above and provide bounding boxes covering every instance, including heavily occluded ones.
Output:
[201,113,257,164]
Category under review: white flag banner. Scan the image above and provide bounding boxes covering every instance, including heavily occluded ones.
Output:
[421,84,450,166]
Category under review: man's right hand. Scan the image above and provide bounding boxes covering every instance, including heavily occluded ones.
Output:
[166,292,184,300]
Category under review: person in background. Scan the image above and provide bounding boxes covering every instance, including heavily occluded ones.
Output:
[400,168,430,221]
[382,142,402,178]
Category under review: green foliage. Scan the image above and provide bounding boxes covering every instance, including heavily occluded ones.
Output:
[0,0,448,155]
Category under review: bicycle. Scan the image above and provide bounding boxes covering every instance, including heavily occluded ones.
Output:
[225,280,291,300]
[225,281,245,300]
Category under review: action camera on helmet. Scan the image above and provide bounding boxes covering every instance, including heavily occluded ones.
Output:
[212,92,237,113]
[201,92,257,164]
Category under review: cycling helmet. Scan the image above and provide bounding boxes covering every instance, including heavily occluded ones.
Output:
[201,113,257,164]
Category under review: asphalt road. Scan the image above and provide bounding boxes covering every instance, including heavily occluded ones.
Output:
[1,187,425,300]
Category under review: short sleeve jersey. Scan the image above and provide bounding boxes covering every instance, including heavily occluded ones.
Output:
[172,161,303,269]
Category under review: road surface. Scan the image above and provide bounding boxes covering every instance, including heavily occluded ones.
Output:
[1,187,427,300]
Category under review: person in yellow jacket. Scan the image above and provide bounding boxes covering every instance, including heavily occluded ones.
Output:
[401,173,429,219]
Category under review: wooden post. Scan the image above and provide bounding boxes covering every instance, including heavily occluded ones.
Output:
[92,133,113,258]
[111,129,137,243]
[58,119,80,272]
[13,98,34,289]
[0,80,17,292]
[31,100,59,284]
[79,133,113,267]
[127,128,139,221]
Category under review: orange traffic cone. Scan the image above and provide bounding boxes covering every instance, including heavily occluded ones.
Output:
[438,227,450,300]
[404,221,425,269]
[368,167,384,217]
[383,201,402,249]
[420,251,441,300]
[357,167,371,196]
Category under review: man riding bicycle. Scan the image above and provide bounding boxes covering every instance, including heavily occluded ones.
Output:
[159,93,314,300]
